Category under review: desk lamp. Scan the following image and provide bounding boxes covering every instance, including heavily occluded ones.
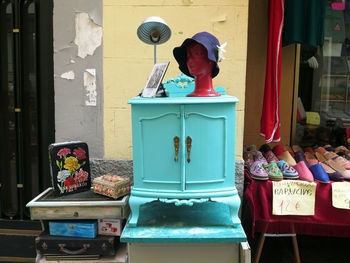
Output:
[137,16,171,64]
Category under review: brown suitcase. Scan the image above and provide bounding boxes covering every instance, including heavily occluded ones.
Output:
[35,231,118,256]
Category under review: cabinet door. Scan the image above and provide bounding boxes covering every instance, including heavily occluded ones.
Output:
[184,104,234,191]
[132,105,182,191]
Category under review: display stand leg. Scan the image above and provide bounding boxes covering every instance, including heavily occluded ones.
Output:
[291,224,301,263]
[128,195,157,227]
[253,223,268,263]
[292,235,301,263]
[254,233,265,263]
[253,223,301,263]
[211,194,241,226]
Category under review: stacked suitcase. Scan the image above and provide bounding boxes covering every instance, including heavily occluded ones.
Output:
[30,141,130,261]
[35,230,119,260]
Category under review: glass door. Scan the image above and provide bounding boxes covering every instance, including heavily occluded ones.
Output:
[0,0,54,220]
[0,0,18,219]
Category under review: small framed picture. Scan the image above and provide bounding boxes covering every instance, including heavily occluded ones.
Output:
[142,62,170,98]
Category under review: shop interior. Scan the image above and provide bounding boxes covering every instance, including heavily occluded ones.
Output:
[243,1,350,262]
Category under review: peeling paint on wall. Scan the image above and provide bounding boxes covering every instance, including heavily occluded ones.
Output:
[54,0,104,158]
[60,70,75,80]
[74,12,102,59]
[84,69,97,106]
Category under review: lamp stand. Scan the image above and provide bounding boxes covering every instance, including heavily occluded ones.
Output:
[154,45,157,64]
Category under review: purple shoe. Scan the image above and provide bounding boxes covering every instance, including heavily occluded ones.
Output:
[294,152,310,168]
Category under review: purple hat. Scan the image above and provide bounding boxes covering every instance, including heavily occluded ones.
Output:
[173,32,220,78]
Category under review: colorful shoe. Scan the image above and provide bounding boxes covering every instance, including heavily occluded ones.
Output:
[259,144,279,163]
[263,161,283,181]
[244,151,268,181]
[283,145,295,157]
[292,145,303,153]
[305,152,343,181]
[336,151,350,160]
[309,163,330,183]
[303,147,315,154]
[323,159,350,180]
[247,144,257,151]
[273,145,297,166]
[335,146,350,157]
[252,150,268,165]
[277,160,299,179]
[293,161,314,182]
[329,154,350,170]
[243,151,254,167]
[294,152,310,168]
[264,151,280,163]
[249,161,269,181]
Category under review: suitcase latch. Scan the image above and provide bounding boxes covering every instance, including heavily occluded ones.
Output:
[102,243,107,251]
[42,242,48,250]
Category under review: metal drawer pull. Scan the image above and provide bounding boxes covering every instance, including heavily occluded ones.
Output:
[186,136,192,163]
[58,244,90,255]
[174,136,179,162]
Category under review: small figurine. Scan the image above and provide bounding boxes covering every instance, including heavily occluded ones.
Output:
[173,32,226,97]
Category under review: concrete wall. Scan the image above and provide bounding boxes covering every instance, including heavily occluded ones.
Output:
[53,0,104,158]
[52,0,248,197]
[103,0,249,160]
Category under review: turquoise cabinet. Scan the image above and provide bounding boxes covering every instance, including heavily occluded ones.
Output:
[132,104,181,191]
[184,103,234,191]
[128,96,241,227]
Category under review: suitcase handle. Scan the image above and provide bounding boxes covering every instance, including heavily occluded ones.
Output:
[58,244,90,255]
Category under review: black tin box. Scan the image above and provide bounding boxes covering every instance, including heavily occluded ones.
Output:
[49,141,91,195]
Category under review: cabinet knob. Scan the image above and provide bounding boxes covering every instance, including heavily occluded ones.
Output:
[186,136,192,163]
[174,136,180,162]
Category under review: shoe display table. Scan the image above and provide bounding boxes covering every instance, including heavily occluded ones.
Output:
[243,171,350,263]
[121,201,249,263]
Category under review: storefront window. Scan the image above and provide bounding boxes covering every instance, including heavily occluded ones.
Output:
[296,1,350,147]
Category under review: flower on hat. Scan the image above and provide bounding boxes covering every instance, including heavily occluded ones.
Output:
[217,42,227,62]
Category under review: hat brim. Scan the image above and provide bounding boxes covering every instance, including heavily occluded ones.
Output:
[173,38,219,78]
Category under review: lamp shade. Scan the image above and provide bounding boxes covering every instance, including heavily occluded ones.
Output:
[137,16,171,45]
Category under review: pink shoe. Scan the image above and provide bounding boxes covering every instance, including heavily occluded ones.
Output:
[293,161,314,182]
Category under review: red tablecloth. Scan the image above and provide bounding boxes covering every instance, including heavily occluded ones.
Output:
[244,170,350,237]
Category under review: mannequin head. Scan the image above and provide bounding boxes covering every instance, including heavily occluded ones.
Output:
[186,42,214,79]
[173,32,221,78]
[173,32,222,97]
